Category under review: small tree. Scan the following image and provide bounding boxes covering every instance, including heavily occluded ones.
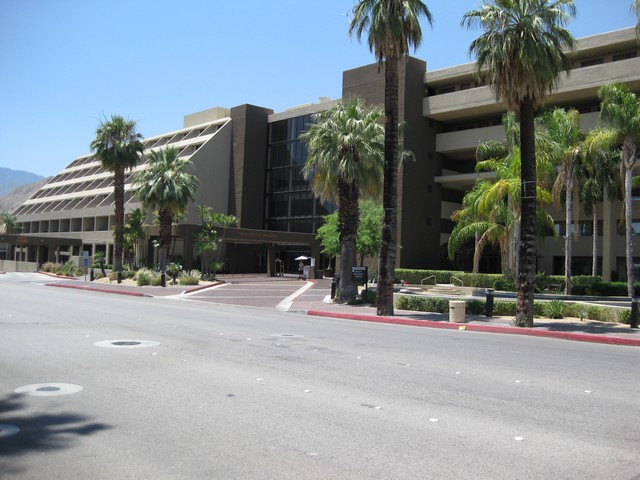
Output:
[194,205,236,278]
[94,251,107,277]
[316,200,383,270]
[0,212,21,234]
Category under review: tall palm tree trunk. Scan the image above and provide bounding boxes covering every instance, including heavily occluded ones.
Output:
[624,155,635,297]
[592,210,598,276]
[565,172,573,294]
[377,57,399,316]
[159,208,173,270]
[113,167,125,272]
[517,99,537,327]
[338,180,360,303]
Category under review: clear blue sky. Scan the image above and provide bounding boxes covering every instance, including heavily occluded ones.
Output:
[0,0,637,178]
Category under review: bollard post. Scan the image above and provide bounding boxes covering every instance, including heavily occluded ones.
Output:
[117,271,122,284]
[161,272,166,288]
[90,269,95,282]
[631,297,639,329]
[485,288,494,317]
[331,274,340,300]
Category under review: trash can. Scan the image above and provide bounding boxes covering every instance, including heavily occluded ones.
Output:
[449,300,466,323]
[303,265,314,280]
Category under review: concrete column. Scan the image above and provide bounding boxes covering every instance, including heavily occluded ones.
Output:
[266,245,276,277]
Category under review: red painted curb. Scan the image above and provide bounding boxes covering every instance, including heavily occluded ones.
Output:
[183,281,225,294]
[45,283,148,297]
[306,310,640,347]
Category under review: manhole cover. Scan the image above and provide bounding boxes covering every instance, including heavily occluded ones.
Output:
[93,340,160,349]
[15,383,83,396]
[36,386,61,392]
[270,333,304,338]
[0,424,20,438]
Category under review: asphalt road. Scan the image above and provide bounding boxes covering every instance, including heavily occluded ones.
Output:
[1,273,639,479]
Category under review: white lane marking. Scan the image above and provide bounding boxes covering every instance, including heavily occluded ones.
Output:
[276,281,314,311]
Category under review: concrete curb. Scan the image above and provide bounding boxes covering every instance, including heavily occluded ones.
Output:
[45,283,150,298]
[37,271,79,280]
[306,310,640,347]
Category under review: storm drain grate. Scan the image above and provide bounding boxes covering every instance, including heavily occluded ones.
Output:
[93,340,160,349]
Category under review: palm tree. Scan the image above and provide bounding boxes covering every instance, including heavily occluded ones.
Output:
[349,0,432,316]
[300,97,384,303]
[0,212,21,234]
[448,179,512,274]
[633,0,640,37]
[462,0,576,327]
[90,115,144,273]
[449,113,555,276]
[540,108,583,294]
[133,146,199,270]
[123,208,146,268]
[589,83,640,295]
[580,134,619,277]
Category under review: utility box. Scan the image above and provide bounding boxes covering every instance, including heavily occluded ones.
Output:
[449,300,466,323]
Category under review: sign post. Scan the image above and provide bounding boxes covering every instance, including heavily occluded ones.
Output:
[351,266,368,302]
[83,251,89,281]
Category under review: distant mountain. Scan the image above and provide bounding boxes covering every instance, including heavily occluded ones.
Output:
[0,167,44,197]
[0,177,50,214]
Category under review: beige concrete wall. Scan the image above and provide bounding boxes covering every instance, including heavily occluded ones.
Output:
[184,120,232,223]
[0,260,39,272]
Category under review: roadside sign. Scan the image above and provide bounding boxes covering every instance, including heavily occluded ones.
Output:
[351,266,368,285]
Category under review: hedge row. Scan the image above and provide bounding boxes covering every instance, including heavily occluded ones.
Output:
[395,295,630,324]
[395,269,638,297]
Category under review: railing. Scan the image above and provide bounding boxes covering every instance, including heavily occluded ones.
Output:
[450,275,464,287]
[421,275,436,286]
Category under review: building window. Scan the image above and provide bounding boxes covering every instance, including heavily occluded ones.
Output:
[580,57,604,67]
[612,51,637,62]
[437,86,455,94]
[265,113,336,233]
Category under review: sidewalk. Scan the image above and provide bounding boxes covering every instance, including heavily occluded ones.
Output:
[42,273,640,347]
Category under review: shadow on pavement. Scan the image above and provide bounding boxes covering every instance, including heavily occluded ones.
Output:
[0,393,111,474]
[539,321,637,335]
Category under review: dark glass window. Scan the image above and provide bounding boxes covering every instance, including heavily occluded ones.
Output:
[268,168,290,193]
[266,113,335,232]
[267,194,289,218]
[291,192,315,217]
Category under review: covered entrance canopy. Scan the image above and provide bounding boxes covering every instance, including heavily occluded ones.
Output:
[0,234,83,272]
[174,225,322,276]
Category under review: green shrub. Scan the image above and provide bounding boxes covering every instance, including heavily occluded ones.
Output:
[166,262,182,285]
[136,268,153,286]
[60,260,82,276]
[150,272,164,286]
[94,271,104,280]
[41,262,58,273]
[618,309,631,325]
[179,270,201,286]
[466,299,485,315]
[494,279,516,292]
[396,296,449,313]
[544,299,566,319]
[364,288,376,305]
